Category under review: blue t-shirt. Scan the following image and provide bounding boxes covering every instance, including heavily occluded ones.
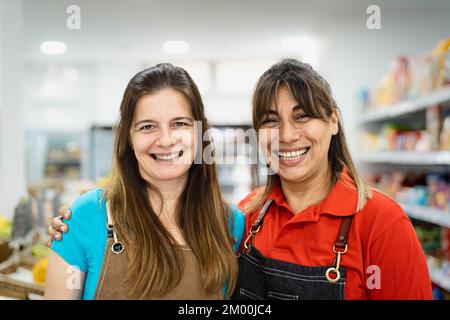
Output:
[51,189,245,300]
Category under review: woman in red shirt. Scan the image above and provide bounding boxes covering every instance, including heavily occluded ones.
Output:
[48,59,432,300]
[233,59,432,300]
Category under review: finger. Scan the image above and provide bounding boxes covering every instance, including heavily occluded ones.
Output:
[47,239,53,247]
[52,218,68,233]
[57,205,71,219]
[63,208,72,220]
[48,225,62,240]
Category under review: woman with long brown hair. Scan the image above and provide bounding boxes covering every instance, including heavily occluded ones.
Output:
[233,59,432,300]
[49,59,433,300]
[44,63,243,299]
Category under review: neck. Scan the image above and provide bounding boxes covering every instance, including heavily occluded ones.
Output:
[280,166,333,214]
[147,175,188,220]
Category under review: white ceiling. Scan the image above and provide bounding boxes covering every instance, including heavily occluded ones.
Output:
[23,0,450,61]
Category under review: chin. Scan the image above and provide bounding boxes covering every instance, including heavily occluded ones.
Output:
[153,173,185,181]
[278,167,309,182]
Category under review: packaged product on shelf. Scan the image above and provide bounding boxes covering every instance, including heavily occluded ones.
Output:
[415,224,442,256]
[439,111,450,150]
[415,130,432,152]
[392,56,412,101]
[442,228,450,260]
[356,88,372,112]
[426,105,442,151]
[427,175,449,211]
[431,38,450,90]
[360,131,379,152]
[445,50,450,87]
[409,54,433,98]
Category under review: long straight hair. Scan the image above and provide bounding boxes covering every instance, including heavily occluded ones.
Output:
[105,63,238,298]
[249,59,372,214]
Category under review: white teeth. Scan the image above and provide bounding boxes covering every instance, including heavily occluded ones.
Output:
[278,148,309,159]
[152,151,182,161]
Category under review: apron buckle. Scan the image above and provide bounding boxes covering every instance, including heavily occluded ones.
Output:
[111,241,125,254]
[325,244,347,282]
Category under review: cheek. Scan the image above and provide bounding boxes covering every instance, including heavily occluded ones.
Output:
[173,129,195,150]
[304,122,332,146]
[258,128,279,152]
[132,134,158,156]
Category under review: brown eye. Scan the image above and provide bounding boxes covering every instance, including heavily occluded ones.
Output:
[140,124,156,131]
[174,121,188,127]
[294,114,311,122]
[262,117,278,125]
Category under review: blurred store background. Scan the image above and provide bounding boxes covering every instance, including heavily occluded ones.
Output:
[0,0,449,299]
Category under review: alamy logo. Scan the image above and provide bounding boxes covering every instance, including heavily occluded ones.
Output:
[366,265,381,290]
[66,5,81,30]
[66,265,82,290]
[366,5,381,30]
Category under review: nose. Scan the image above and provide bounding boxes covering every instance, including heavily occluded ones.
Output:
[279,120,300,145]
[156,127,177,147]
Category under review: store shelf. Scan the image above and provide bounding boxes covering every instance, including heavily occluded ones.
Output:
[399,203,450,228]
[356,151,450,165]
[357,87,450,124]
[427,258,450,292]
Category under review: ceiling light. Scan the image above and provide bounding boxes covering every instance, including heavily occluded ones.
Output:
[40,41,67,55]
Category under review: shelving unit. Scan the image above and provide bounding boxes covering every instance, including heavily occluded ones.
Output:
[357,87,450,125]
[358,88,450,298]
[209,125,255,204]
[357,151,450,165]
[427,256,450,293]
[400,203,450,228]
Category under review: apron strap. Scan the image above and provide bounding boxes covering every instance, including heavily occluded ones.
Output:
[242,199,274,254]
[325,215,354,283]
[334,216,353,250]
[250,199,274,232]
[105,201,125,254]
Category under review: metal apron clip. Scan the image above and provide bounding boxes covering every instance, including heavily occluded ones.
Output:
[106,202,124,255]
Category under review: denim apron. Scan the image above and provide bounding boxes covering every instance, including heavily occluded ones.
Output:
[232,200,353,300]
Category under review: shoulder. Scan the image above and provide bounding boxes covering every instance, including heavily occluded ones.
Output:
[229,204,245,228]
[50,188,106,272]
[228,205,246,252]
[66,188,106,235]
[356,188,410,242]
[364,188,406,219]
[71,188,105,215]
[237,187,265,215]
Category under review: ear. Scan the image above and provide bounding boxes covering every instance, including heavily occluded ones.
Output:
[330,109,339,136]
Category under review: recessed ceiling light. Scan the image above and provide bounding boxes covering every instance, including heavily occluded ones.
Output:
[40,41,67,55]
[163,40,190,54]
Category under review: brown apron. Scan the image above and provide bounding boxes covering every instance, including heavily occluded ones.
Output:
[93,203,222,300]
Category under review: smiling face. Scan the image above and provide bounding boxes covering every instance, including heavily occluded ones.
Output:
[130,88,195,184]
[260,86,339,184]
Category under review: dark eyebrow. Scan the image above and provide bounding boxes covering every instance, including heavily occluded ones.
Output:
[292,105,305,112]
[134,119,155,128]
[264,105,304,116]
[264,109,278,116]
[172,117,194,122]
